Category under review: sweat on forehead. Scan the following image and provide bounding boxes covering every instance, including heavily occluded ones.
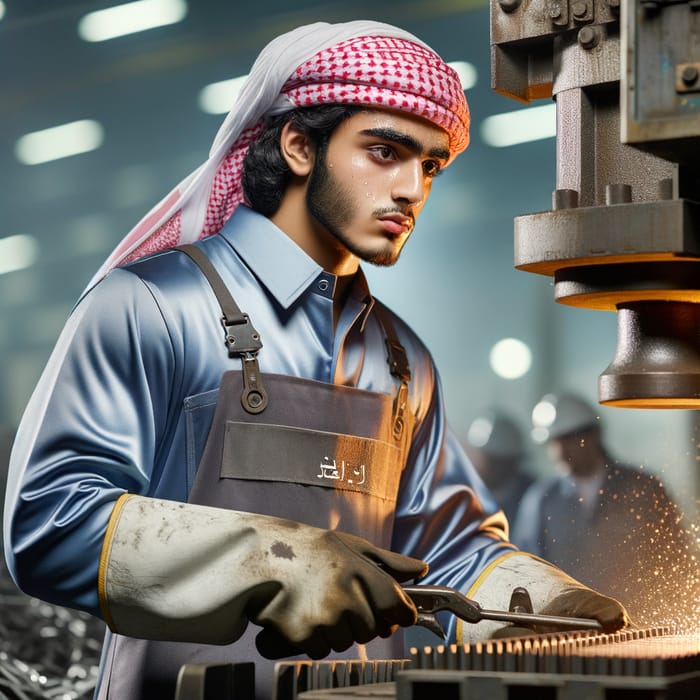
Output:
[281,35,470,159]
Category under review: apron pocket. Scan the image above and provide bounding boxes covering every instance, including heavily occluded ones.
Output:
[221,421,401,501]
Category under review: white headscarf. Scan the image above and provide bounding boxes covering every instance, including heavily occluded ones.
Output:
[89,20,469,286]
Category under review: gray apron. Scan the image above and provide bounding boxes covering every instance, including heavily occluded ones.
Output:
[98,245,415,700]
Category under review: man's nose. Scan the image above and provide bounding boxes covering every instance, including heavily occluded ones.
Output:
[392,161,425,205]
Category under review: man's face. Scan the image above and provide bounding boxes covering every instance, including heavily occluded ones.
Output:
[306,109,450,266]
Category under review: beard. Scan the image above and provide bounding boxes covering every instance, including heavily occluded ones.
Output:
[306,147,403,267]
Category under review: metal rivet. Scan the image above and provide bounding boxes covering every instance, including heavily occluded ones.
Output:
[498,0,522,12]
[681,65,699,86]
[572,1,588,18]
[553,189,579,210]
[318,279,329,291]
[658,178,674,200]
[549,3,562,19]
[578,26,599,49]
[605,183,632,205]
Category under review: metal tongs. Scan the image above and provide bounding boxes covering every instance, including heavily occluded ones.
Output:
[404,584,603,639]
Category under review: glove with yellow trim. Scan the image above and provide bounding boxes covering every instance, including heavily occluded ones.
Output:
[457,552,630,642]
[99,495,427,659]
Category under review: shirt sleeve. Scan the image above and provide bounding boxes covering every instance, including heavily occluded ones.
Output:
[3,269,176,616]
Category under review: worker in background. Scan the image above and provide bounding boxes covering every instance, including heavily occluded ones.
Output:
[463,408,534,526]
[4,22,629,700]
[512,391,700,628]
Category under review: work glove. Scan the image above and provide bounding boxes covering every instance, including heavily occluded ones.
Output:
[253,530,424,659]
[539,586,629,632]
[99,495,427,658]
[456,552,630,643]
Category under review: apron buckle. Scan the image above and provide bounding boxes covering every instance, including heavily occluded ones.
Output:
[240,353,269,414]
[220,314,263,357]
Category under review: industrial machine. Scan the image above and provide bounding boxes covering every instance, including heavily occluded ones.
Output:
[491,0,700,408]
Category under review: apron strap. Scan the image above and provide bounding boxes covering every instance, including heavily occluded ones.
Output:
[176,244,269,414]
[377,310,412,443]
[176,243,413,432]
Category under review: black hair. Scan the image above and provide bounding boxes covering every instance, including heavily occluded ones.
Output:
[241,103,361,217]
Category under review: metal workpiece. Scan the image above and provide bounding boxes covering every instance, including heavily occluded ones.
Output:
[491,0,700,407]
[170,628,699,699]
[409,626,700,679]
[396,629,700,700]
[266,627,699,699]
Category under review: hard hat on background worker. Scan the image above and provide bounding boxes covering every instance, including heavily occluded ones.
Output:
[465,409,525,460]
[530,392,599,443]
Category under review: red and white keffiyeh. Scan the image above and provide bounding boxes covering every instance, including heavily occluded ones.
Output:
[90,20,469,285]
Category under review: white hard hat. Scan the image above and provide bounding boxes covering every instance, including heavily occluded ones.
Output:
[531,393,599,443]
[466,409,525,459]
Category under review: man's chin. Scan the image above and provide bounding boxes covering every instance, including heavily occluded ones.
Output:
[366,256,399,267]
[359,246,403,267]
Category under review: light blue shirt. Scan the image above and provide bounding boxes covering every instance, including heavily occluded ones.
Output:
[4,205,514,622]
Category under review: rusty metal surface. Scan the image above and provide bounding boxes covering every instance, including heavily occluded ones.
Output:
[622,0,700,161]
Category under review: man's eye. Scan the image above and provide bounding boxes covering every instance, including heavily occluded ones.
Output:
[370,145,395,160]
[423,161,442,177]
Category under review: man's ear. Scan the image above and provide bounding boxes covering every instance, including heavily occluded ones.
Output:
[279,121,314,176]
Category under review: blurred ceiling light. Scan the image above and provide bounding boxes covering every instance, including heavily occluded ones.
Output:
[489,337,532,379]
[198,75,248,115]
[531,397,558,444]
[15,120,104,165]
[449,61,477,91]
[0,235,39,275]
[197,61,477,116]
[78,0,187,42]
[0,2,5,21]
[480,102,556,148]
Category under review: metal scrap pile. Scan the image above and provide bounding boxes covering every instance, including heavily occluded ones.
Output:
[0,564,104,700]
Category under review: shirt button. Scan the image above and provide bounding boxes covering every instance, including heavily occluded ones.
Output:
[318,279,329,292]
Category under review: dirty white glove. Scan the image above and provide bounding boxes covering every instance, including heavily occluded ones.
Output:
[99,495,427,658]
[457,552,630,642]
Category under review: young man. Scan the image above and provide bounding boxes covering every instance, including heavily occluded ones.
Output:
[3,21,628,700]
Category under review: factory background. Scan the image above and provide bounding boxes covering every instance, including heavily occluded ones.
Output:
[0,0,697,520]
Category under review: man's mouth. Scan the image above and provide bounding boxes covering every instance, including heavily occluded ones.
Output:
[378,214,413,236]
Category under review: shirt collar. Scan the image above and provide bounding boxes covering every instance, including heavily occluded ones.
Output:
[219,205,375,325]
[219,205,322,309]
